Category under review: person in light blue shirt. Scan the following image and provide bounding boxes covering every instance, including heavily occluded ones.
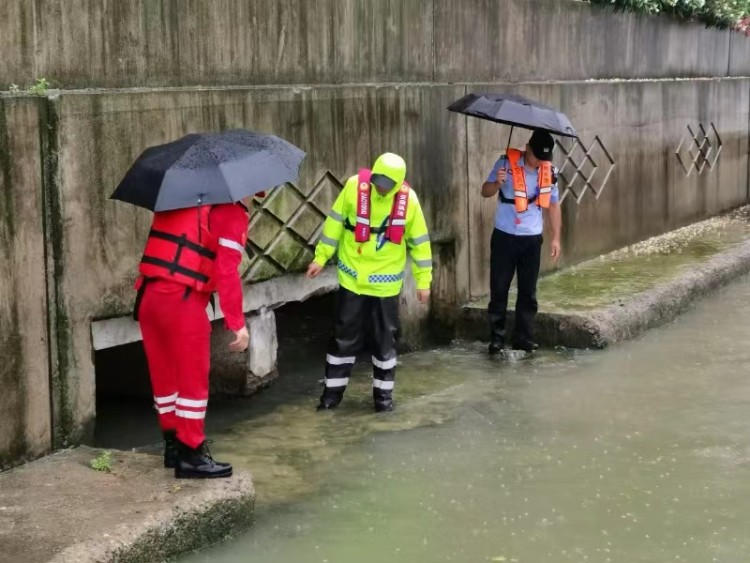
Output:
[480,130,562,354]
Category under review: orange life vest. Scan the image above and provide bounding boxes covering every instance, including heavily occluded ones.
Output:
[354,169,410,244]
[139,206,219,293]
[506,148,553,213]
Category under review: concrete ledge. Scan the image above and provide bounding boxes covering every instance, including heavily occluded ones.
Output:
[0,446,254,563]
[459,237,750,350]
[90,267,338,351]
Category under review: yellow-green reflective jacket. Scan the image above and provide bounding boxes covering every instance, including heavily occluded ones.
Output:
[313,175,432,297]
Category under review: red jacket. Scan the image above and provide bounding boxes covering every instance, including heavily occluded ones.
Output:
[210,203,249,331]
[138,203,249,331]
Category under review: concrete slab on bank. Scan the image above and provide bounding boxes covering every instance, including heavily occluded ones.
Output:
[0,446,254,563]
[459,209,750,349]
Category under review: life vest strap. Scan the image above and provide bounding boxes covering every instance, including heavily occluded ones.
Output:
[140,256,211,283]
[149,229,217,260]
[344,218,386,235]
[133,277,149,321]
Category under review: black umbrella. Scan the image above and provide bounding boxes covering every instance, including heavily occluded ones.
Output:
[448,93,578,145]
[111,129,306,212]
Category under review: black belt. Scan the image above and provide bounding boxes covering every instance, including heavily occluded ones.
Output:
[499,194,537,205]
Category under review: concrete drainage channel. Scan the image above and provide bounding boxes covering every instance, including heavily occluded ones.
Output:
[4,212,750,563]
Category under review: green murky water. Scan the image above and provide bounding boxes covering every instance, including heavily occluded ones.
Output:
[178,278,750,563]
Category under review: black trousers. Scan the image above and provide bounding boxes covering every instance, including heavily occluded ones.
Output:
[320,287,399,408]
[488,229,543,345]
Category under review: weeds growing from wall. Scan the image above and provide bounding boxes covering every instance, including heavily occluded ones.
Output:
[587,0,750,32]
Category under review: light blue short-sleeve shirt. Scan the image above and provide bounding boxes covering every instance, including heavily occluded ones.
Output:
[486,154,560,236]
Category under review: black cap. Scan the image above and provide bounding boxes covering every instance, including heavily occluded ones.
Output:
[370,173,396,190]
[528,130,554,162]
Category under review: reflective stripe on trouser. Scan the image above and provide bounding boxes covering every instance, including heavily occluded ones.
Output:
[139,279,211,449]
[372,354,396,406]
[321,287,399,408]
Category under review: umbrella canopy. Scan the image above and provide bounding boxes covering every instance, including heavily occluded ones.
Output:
[111,129,306,212]
[447,93,578,138]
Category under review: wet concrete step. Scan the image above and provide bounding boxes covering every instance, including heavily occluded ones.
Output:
[460,207,750,349]
[0,446,254,563]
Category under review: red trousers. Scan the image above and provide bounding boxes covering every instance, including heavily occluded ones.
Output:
[139,279,211,449]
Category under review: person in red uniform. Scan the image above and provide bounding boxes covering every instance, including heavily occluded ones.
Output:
[136,196,257,479]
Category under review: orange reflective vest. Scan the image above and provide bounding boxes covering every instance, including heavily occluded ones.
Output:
[139,206,219,293]
[354,169,410,244]
[506,148,553,213]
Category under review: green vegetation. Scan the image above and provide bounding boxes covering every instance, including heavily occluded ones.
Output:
[90,451,113,472]
[587,0,750,32]
[27,78,50,95]
[6,78,52,95]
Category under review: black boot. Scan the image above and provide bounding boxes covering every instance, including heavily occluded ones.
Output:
[374,390,395,412]
[374,398,395,412]
[488,315,506,355]
[317,389,344,411]
[163,430,179,469]
[488,340,504,355]
[175,440,233,479]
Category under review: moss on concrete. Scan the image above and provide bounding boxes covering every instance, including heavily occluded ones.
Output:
[471,209,750,314]
[0,446,254,563]
[107,494,254,563]
[0,101,16,239]
[39,95,78,448]
[461,208,750,348]
[0,98,34,469]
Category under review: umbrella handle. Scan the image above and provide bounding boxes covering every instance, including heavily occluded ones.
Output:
[506,125,514,152]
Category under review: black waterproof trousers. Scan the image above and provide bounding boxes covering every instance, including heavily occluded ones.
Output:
[320,287,399,410]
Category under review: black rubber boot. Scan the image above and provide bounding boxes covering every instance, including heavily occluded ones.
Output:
[374,390,395,413]
[488,315,506,355]
[317,389,344,411]
[163,430,179,469]
[175,441,233,479]
[374,399,395,412]
[488,340,504,355]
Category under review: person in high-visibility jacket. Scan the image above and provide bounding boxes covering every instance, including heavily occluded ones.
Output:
[306,152,432,412]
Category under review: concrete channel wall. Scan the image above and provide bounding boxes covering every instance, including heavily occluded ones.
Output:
[1,0,749,467]
[2,0,750,88]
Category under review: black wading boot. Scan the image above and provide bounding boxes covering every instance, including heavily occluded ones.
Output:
[374,390,395,413]
[163,430,179,469]
[488,340,505,355]
[175,440,233,479]
[488,315,506,355]
[317,389,344,411]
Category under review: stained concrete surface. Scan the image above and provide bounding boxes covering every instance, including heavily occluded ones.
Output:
[460,208,750,348]
[0,446,254,563]
[1,0,746,89]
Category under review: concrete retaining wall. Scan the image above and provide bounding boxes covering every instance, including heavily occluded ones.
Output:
[463,78,750,297]
[0,98,52,466]
[19,76,750,456]
[1,0,749,466]
[1,0,748,89]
